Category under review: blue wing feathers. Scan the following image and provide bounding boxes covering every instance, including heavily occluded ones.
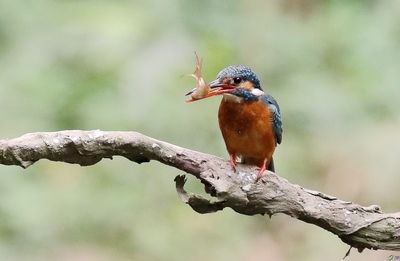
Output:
[262,95,282,144]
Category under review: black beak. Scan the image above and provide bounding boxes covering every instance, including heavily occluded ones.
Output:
[207,79,235,95]
[208,79,226,89]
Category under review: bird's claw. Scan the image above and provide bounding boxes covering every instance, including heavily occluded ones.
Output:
[255,158,268,181]
[230,154,237,173]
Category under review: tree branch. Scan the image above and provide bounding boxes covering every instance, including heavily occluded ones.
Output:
[0,130,399,252]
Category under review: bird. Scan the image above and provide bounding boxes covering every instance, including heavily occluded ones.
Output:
[197,65,282,181]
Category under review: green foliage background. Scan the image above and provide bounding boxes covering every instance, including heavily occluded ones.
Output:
[1,1,400,260]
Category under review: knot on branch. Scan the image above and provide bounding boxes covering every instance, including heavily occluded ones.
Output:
[174,175,226,214]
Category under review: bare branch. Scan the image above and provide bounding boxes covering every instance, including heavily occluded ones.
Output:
[0,130,399,251]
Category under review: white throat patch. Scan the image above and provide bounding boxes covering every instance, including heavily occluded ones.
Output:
[251,88,264,96]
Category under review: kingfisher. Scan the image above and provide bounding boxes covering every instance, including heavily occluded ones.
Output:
[187,65,282,181]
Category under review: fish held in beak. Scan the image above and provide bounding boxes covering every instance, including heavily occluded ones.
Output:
[185,53,234,103]
[185,53,210,102]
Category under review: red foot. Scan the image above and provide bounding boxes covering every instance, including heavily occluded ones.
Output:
[230,154,237,172]
[256,158,268,181]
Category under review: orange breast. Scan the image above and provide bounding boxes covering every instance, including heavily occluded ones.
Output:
[218,97,276,165]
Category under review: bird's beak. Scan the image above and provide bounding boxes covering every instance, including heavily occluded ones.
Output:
[206,79,235,96]
[185,79,235,100]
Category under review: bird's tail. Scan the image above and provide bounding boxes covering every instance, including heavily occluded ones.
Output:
[267,157,275,172]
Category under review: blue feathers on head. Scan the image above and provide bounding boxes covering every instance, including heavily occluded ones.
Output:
[216,65,261,90]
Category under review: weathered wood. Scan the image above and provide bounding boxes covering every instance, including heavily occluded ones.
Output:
[0,130,399,252]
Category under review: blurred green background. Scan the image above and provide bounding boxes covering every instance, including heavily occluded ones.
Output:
[1,0,400,260]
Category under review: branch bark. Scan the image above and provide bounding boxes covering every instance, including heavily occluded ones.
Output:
[0,130,399,252]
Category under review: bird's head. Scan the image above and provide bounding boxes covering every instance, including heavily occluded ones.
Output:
[207,65,264,98]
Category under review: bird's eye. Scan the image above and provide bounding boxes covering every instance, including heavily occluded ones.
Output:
[233,77,242,84]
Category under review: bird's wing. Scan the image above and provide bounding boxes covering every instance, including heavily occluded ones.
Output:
[262,94,282,145]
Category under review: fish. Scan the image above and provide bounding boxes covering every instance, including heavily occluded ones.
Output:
[185,52,210,102]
